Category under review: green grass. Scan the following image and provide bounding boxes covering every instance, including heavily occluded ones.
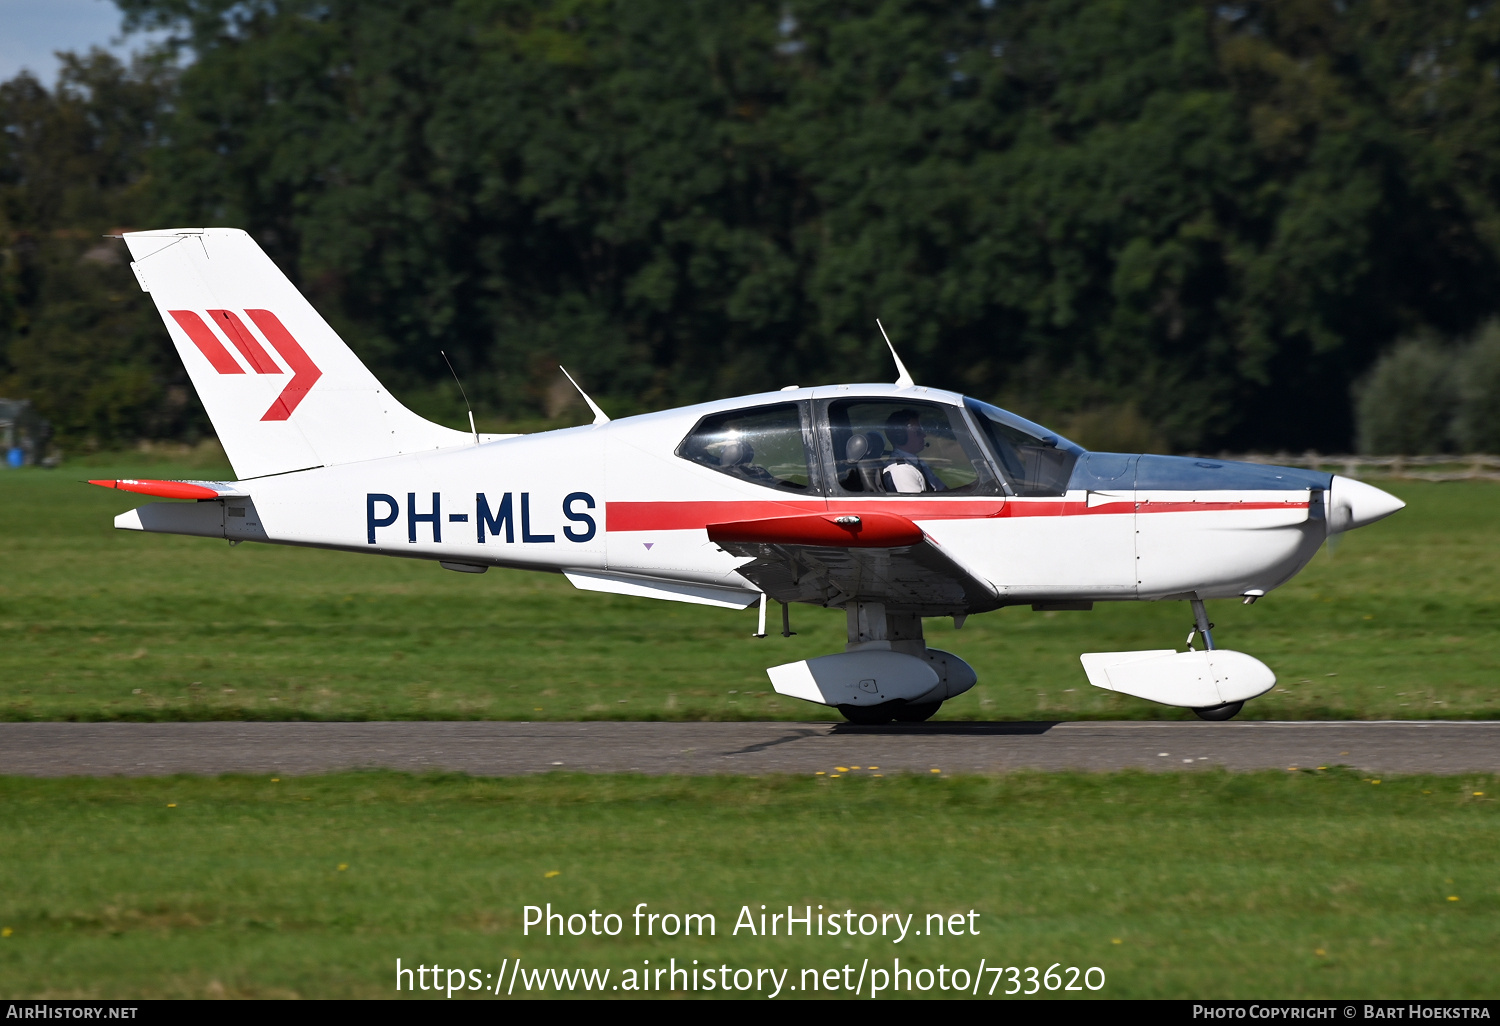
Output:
[0,770,1494,998]
[3,466,1494,999]
[1,462,1496,721]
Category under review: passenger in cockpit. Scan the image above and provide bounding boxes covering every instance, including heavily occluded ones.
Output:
[882,409,946,493]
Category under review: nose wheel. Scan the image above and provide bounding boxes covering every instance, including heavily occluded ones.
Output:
[1192,700,1244,721]
[1186,598,1244,720]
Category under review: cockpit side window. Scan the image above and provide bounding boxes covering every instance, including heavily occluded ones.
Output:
[676,402,816,493]
[964,398,1081,497]
[823,399,1003,495]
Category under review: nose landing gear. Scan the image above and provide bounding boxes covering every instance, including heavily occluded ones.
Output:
[1185,599,1243,721]
[1079,597,1275,717]
[1192,700,1245,721]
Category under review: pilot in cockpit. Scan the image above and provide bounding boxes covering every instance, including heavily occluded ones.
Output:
[882,409,946,493]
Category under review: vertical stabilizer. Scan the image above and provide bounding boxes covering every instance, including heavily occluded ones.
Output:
[124,228,470,479]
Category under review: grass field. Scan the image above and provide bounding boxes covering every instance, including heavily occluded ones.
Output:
[1,460,1497,722]
[0,770,1494,999]
[2,460,1495,1002]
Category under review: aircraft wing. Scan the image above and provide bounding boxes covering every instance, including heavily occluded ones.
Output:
[706,512,1000,615]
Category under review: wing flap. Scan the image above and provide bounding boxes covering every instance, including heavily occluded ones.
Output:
[721,533,1000,614]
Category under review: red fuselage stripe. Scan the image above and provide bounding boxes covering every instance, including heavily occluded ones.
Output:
[609,500,826,532]
[606,499,1309,532]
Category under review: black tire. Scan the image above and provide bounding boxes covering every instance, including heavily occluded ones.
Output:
[837,703,896,725]
[890,701,942,723]
[1192,701,1244,721]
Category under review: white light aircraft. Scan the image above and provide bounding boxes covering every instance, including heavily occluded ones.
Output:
[97,229,1405,722]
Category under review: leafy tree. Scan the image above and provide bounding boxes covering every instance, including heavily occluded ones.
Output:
[1452,321,1500,452]
[1352,335,1458,454]
[1,0,1486,452]
[0,50,202,448]
[1352,320,1500,454]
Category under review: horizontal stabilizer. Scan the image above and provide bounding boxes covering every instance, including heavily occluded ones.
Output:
[114,500,225,539]
[114,497,269,543]
[1080,649,1275,708]
[90,479,247,500]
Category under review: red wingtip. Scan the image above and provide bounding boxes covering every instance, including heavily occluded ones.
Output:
[88,479,220,500]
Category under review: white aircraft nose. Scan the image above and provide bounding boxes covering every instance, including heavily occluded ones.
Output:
[1327,475,1405,534]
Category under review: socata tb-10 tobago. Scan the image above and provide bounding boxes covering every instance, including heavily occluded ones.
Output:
[95,228,1405,723]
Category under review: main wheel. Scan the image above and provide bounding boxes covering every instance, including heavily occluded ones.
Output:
[890,701,942,723]
[1192,701,1244,721]
[837,703,896,725]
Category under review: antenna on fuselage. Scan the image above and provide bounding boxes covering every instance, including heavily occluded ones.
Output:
[440,350,481,446]
[877,319,915,388]
[558,365,610,425]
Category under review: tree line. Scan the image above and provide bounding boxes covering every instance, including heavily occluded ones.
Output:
[6,0,1500,455]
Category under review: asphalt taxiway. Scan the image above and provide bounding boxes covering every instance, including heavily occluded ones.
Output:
[1,720,1496,777]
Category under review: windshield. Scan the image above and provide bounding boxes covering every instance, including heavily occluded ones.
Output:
[963,398,1081,497]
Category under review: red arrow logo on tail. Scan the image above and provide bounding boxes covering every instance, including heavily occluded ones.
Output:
[168,308,323,421]
[209,309,282,375]
[245,310,322,420]
[169,310,243,375]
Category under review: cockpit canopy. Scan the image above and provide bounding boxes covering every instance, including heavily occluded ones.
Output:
[676,394,1080,497]
[676,402,814,494]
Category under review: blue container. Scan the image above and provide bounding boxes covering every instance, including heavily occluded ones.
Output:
[6,448,24,468]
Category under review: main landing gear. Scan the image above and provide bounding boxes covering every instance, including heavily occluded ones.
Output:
[838,700,942,725]
[765,601,977,725]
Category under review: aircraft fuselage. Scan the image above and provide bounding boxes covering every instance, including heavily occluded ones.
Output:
[118,383,1369,614]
